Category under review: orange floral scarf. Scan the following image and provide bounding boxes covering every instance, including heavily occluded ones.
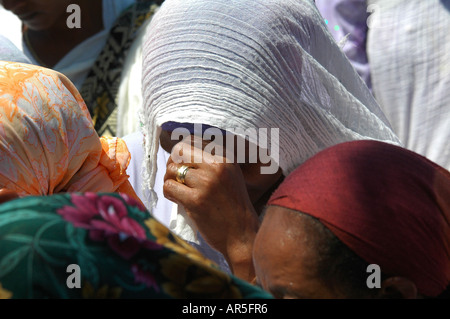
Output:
[0,61,142,205]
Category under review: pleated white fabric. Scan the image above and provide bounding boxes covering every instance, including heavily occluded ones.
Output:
[367,0,450,171]
[141,0,401,208]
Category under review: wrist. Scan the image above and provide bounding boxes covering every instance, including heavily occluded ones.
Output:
[224,217,259,282]
[226,244,256,283]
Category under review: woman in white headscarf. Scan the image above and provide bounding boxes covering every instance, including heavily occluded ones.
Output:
[135,0,401,281]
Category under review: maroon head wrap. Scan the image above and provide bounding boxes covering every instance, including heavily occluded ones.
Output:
[267,140,450,297]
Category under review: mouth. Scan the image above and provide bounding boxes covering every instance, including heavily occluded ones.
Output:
[16,11,39,22]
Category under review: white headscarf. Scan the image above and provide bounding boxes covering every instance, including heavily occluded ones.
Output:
[141,0,401,209]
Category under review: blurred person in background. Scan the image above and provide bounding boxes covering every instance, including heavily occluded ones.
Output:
[316,0,450,171]
[0,0,164,137]
[315,0,371,90]
[366,0,450,171]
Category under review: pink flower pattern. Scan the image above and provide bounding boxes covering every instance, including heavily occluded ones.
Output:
[57,192,160,259]
[131,263,160,292]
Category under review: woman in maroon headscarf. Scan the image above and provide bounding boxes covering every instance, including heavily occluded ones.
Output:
[253,140,450,299]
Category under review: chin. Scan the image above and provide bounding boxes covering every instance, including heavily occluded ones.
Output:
[25,22,50,31]
[24,16,53,31]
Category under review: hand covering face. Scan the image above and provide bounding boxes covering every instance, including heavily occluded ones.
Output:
[140,0,401,209]
[0,61,140,204]
[268,140,450,297]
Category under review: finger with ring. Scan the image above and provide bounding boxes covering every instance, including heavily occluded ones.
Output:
[176,165,190,184]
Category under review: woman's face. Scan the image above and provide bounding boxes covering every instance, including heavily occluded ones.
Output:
[0,0,72,30]
[160,129,283,210]
[253,205,344,299]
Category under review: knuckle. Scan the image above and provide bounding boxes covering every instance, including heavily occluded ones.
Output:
[190,191,206,206]
[211,163,233,181]
[166,162,179,173]
[163,179,176,196]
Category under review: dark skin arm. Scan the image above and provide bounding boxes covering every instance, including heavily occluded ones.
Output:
[162,136,260,282]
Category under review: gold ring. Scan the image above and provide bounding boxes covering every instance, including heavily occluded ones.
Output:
[176,165,190,184]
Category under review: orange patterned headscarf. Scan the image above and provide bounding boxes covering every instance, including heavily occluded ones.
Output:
[0,61,142,205]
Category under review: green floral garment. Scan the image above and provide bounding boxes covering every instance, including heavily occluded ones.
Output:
[0,192,272,299]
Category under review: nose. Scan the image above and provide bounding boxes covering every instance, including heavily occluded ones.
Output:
[1,0,26,12]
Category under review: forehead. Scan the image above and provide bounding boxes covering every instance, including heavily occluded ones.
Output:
[254,206,319,272]
[254,206,330,298]
[256,206,355,298]
[255,206,309,252]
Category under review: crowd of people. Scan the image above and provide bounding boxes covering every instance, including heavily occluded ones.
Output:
[0,0,448,299]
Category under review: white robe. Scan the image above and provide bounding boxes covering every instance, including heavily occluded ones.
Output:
[367,0,450,171]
